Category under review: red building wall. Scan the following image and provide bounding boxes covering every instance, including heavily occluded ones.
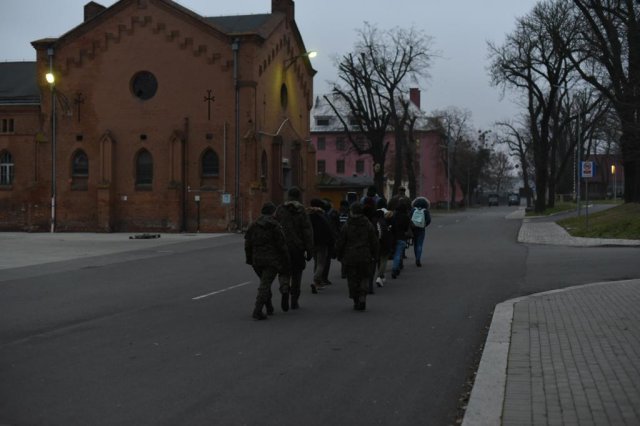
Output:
[0,0,315,232]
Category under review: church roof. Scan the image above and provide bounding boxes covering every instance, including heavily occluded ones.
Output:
[0,62,39,105]
[204,14,275,35]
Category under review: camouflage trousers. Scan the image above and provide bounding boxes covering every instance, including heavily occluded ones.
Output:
[344,262,373,301]
[252,266,281,304]
[278,267,303,296]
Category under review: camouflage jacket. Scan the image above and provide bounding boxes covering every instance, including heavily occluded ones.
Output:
[274,201,314,254]
[244,214,290,271]
[335,213,379,265]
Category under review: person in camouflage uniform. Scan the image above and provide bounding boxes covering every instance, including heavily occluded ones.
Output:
[245,202,291,320]
[274,187,314,311]
[335,202,379,311]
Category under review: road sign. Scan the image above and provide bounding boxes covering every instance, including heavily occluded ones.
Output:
[221,193,231,204]
[581,161,594,178]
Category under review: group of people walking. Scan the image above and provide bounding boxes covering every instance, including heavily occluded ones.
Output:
[244,185,432,320]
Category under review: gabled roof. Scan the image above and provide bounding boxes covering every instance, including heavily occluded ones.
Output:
[44,0,285,50]
[310,93,436,133]
[205,14,275,36]
[0,62,39,105]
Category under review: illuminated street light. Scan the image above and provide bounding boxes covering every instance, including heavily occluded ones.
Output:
[47,48,57,232]
[284,50,317,69]
[611,164,617,202]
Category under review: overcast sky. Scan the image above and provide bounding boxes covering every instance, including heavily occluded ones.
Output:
[1,0,538,129]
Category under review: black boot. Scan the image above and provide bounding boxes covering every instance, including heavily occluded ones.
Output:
[281,292,290,312]
[291,294,300,310]
[252,302,267,320]
[356,296,366,311]
[266,299,275,315]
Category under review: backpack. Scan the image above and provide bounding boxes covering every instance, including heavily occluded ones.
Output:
[411,207,426,228]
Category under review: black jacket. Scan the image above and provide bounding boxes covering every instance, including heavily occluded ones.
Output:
[307,207,334,247]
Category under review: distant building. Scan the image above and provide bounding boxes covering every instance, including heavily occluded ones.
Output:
[583,154,624,199]
[310,88,462,206]
[0,0,316,232]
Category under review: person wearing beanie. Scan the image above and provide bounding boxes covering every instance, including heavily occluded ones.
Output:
[335,202,379,311]
[274,187,314,310]
[244,202,291,320]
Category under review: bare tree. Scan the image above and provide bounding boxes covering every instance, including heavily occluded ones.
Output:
[328,23,434,196]
[565,0,640,202]
[484,151,514,194]
[495,120,535,206]
[488,0,583,212]
[432,107,473,207]
[326,50,391,192]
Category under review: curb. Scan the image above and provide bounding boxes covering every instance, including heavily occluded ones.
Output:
[462,279,640,426]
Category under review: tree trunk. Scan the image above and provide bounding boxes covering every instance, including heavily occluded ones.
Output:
[619,113,640,203]
[393,127,405,195]
[623,158,639,203]
[404,133,417,199]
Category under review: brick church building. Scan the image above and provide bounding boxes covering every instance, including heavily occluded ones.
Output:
[0,0,316,232]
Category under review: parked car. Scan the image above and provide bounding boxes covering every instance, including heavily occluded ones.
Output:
[488,193,499,206]
[508,193,520,206]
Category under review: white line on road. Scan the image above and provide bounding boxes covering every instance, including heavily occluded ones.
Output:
[192,281,252,300]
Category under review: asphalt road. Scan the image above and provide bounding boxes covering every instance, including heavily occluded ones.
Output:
[1,207,638,426]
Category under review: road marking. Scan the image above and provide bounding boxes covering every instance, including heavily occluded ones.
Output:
[192,281,252,300]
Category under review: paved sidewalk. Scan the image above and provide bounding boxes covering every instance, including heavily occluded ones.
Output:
[464,209,640,425]
[0,232,228,270]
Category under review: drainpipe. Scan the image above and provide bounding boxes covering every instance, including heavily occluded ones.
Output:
[182,117,189,232]
[232,38,240,230]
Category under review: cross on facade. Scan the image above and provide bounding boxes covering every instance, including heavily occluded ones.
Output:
[204,89,215,121]
[74,92,85,122]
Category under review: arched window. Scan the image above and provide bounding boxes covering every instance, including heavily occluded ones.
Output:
[70,150,89,190]
[135,149,153,186]
[0,151,14,185]
[72,150,88,176]
[201,149,219,177]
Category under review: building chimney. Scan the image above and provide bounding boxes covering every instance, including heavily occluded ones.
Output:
[272,0,295,20]
[410,88,421,109]
[84,1,106,22]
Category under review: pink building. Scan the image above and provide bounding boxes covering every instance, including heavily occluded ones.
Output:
[310,89,462,206]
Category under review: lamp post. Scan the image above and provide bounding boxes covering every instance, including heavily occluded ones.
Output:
[46,48,57,233]
[611,164,617,202]
[232,38,240,231]
[446,122,451,211]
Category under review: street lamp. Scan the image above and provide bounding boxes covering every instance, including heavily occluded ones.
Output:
[446,124,451,211]
[46,48,57,233]
[284,50,317,69]
[611,164,617,202]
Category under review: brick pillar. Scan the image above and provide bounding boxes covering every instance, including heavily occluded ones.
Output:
[97,132,115,231]
[271,136,283,205]
[291,140,301,188]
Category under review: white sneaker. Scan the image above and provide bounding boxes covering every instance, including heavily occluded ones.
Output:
[376,277,384,287]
